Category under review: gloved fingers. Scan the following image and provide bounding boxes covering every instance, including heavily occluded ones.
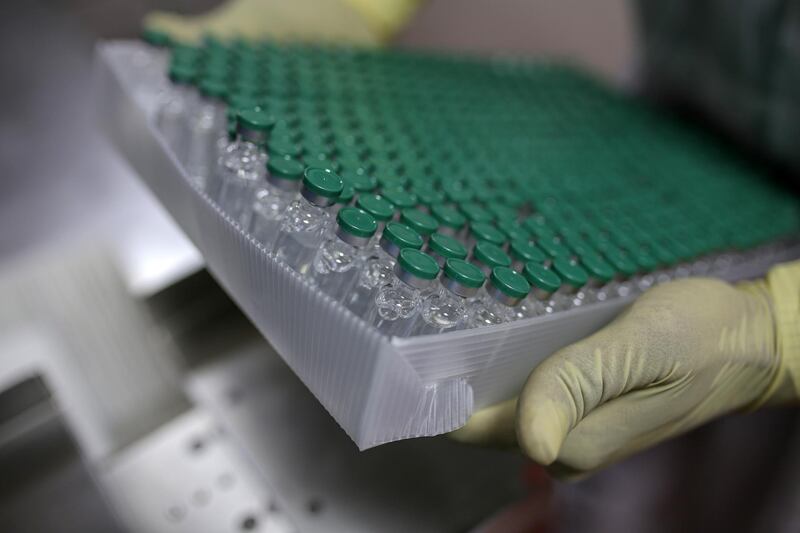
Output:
[143,0,379,45]
[143,11,210,44]
[449,398,517,447]
[552,377,697,474]
[515,288,688,466]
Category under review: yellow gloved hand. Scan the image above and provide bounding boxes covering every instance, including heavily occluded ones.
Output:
[143,0,423,46]
[454,261,800,477]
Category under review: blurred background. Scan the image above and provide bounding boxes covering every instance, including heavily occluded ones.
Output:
[1,1,799,532]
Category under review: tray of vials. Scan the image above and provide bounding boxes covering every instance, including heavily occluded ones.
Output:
[95,36,800,449]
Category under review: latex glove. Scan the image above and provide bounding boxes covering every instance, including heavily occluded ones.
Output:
[454,261,800,477]
[143,0,422,45]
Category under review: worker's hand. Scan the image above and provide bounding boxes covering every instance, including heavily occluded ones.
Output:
[454,264,800,477]
[143,0,423,46]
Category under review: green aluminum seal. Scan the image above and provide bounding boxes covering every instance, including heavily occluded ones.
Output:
[400,209,439,236]
[336,207,377,247]
[523,262,562,300]
[488,267,530,306]
[301,167,343,207]
[426,233,468,266]
[380,222,423,258]
[472,241,512,275]
[395,249,439,289]
[442,258,485,297]
[356,194,394,222]
[266,158,304,191]
[552,257,589,291]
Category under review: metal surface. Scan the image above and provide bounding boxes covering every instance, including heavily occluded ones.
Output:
[102,409,297,533]
[188,343,528,533]
[0,374,125,533]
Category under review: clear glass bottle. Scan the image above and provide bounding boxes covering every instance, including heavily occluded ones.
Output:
[312,207,378,301]
[602,247,640,298]
[413,258,485,335]
[368,249,440,337]
[576,252,616,305]
[518,262,562,318]
[274,167,344,273]
[548,257,590,311]
[425,233,468,268]
[216,107,275,226]
[185,78,228,189]
[249,157,305,247]
[344,222,424,318]
[466,267,530,328]
[157,63,197,163]
[399,208,439,244]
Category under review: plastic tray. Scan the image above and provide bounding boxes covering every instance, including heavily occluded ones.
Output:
[95,41,800,449]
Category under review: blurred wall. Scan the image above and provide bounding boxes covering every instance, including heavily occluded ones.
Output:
[397,0,637,84]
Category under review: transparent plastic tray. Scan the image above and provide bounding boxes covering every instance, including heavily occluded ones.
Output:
[95,41,800,449]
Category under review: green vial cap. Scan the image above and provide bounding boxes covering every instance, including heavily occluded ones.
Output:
[496,219,530,242]
[427,233,468,261]
[398,249,440,281]
[340,170,377,193]
[141,28,171,47]
[268,138,303,159]
[267,157,304,180]
[168,64,196,84]
[444,259,485,289]
[227,93,261,113]
[199,78,228,100]
[400,209,439,236]
[414,188,445,208]
[490,267,531,300]
[460,203,493,224]
[552,257,589,289]
[382,188,418,210]
[631,249,659,273]
[649,243,677,266]
[486,203,518,222]
[603,247,639,277]
[473,241,512,269]
[431,205,466,230]
[523,262,562,293]
[337,207,377,239]
[335,184,355,204]
[238,108,276,133]
[509,240,546,264]
[302,167,343,199]
[356,194,394,222]
[470,222,505,246]
[383,222,424,250]
[538,237,572,259]
[580,253,616,283]
[443,186,473,204]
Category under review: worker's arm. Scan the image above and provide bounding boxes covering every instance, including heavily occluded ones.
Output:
[454,261,800,477]
[142,0,423,46]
